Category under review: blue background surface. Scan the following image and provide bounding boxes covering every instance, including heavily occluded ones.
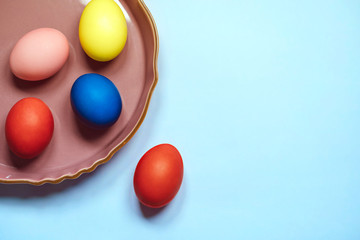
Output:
[1,0,360,239]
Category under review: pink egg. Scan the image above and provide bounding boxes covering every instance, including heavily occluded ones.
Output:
[10,28,69,81]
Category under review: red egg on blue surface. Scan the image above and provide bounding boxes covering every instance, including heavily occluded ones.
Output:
[133,144,184,208]
[5,97,54,159]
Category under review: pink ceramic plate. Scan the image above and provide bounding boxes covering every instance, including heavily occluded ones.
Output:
[0,0,158,184]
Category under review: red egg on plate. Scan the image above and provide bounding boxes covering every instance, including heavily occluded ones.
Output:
[133,144,184,208]
[5,97,54,159]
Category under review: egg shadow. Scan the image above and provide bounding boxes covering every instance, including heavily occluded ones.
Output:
[82,51,114,72]
[7,149,36,169]
[72,113,110,141]
[11,71,63,91]
[139,201,167,218]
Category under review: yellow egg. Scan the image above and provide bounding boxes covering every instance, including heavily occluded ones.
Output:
[79,0,127,62]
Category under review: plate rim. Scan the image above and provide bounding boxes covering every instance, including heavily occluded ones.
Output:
[0,0,159,185]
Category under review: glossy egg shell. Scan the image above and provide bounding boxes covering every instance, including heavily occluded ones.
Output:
[133,144,184,208]
[79,0,127,62]
[10,28,69,81]
[71,73,122,128]
[5,98,54,159]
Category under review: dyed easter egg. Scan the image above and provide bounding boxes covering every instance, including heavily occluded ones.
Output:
[70,73,122,128]
[133,144,184,208]
[79,0,127,62]
[5,98,54,159]
[10,28,69,81]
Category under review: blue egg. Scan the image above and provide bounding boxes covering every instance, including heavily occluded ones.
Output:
[71,73,122,128]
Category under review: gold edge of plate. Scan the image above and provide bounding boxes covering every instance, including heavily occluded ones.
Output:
[0,0,159,185]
